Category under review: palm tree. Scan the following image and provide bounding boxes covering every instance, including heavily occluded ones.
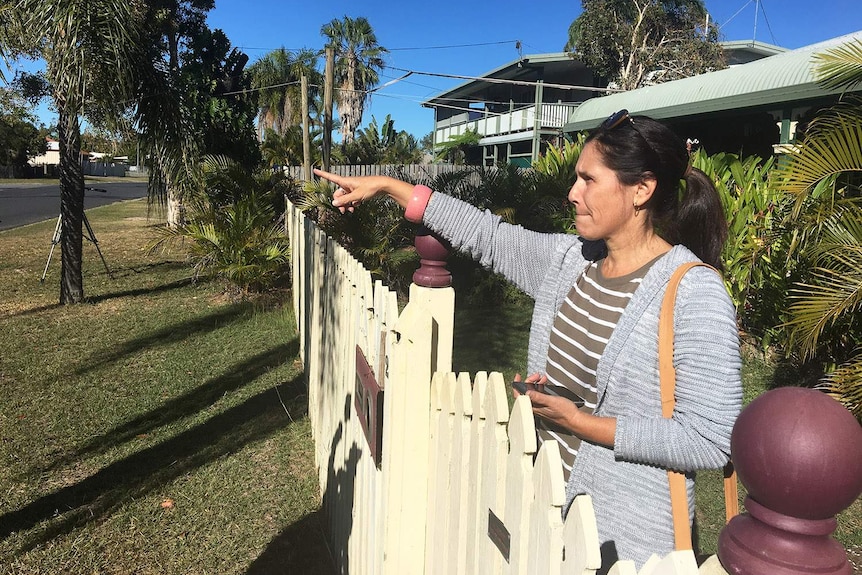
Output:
[320,16,387,143]
[261,125,319,169]
[0,0,176,303]
[777,38,862,418]
[249,47,320,139]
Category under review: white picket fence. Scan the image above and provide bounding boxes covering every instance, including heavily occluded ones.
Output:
[287,200,729,575]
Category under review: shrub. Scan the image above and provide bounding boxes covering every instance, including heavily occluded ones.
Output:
[150,156,293,294]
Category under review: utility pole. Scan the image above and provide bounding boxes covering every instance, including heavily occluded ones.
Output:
[301,74,312,182]
[323,47,334,172]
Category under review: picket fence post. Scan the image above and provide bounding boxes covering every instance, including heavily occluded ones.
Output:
[382,300,435,575]
[504,395,538,574]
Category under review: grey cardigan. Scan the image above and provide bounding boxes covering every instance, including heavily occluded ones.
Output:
[423,193,743,568]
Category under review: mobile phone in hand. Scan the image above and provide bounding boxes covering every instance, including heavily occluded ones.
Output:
[512,380,528,395]
[512,381,559,396]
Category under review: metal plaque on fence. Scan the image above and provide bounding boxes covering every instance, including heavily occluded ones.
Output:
[355,345,383,467]
[488,508,511,562]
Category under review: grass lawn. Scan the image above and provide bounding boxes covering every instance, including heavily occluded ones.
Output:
[0,200,334,574]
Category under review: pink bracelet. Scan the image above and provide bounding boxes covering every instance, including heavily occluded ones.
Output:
[404,185,433,223]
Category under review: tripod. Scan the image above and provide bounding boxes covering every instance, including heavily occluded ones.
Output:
[40,210,113,283]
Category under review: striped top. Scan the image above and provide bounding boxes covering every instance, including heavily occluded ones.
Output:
[540,257,657,480]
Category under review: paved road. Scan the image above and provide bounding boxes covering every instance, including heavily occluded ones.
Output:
[0,180,148,231]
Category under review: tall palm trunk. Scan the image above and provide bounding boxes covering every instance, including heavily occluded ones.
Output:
[166,185,184,227]
[58,106,85,304]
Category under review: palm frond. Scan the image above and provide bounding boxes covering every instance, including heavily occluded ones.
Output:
[812,39,862,91]
[786,267,862,357]
[818,353,862,420]
[775,109,862,211]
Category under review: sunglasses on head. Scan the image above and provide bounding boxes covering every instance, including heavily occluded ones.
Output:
[599,109,652,145]
[600,109,633,131]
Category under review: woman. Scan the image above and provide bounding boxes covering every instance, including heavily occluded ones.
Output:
[314,110,742,569]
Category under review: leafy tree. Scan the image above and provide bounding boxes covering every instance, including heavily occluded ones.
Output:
[420,132,435,156]
[775,38,862,418]
[0,86,48,171]
[150,155,294,295]
[435,129,481,165]
[80,125,139,161]
[146,0,213,74]
[320,16,387,143]
[335,114,422,165]
[260,126,316,169]
[249,47,321,139]
[178,27,259,168]
[565,0,726,90]
[138,0,223,228]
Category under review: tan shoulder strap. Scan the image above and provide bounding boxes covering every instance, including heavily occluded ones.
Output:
[659,262,738,551]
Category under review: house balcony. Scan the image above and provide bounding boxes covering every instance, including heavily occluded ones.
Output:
[433,102,581,145]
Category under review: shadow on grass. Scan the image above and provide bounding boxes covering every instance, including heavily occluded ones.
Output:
[74,302,255,376]
[5,264,192,319]
[3,302,63,319]
[0,371,308,553]
[244,511,336,574]
[247,392,359,575]
[68,339,298,464]
[86,276,196,303]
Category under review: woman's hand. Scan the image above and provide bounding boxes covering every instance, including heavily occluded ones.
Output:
[514,372,614,447]
[512,372,546,398]
[528,389,581,432]
[313,169,415,213]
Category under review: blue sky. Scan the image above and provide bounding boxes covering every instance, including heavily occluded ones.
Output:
[12,0,862,138]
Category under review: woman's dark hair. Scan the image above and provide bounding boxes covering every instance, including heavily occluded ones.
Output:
[585,115,727,271]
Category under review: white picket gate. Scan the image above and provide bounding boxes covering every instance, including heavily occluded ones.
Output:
[287,201,728,575]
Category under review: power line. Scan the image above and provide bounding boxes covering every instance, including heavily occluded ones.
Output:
[235,39,522,55]
[388,40,519,51]
[224,63,619,99]
[385,65,620,94]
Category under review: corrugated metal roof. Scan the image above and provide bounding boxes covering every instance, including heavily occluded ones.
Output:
[421,52,593,106]
[563,31,862,132]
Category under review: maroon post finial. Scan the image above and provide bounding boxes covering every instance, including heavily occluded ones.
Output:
[718,387,862,575]
[412,225,452,288]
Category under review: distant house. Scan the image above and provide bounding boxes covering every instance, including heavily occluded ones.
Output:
[422,52,601,167]
[29,137,60,168]
[421,38,827,165]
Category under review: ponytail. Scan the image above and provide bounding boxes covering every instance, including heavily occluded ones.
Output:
[667,167,727,272]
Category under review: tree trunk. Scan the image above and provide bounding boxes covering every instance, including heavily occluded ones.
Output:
[58,107,85,304]
[166,186,184,228]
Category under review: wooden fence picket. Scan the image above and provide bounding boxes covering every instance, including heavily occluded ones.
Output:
[561,495,602,574]
[465,372,489,574]
[504,396,539,574]
[527,440,567,575]
[451,372,473,575]
[383,301,435,574]
[426,373,444,575]
[479,373,511,572]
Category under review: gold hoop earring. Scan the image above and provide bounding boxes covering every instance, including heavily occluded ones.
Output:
[634,202,641,216]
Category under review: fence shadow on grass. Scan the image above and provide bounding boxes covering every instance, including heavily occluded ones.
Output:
[0,370,308,553]
[74,302,255,376]
[71,339,299,462]
[245,510,337,575]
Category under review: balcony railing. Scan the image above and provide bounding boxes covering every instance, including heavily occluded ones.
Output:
[433,102,581,142]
